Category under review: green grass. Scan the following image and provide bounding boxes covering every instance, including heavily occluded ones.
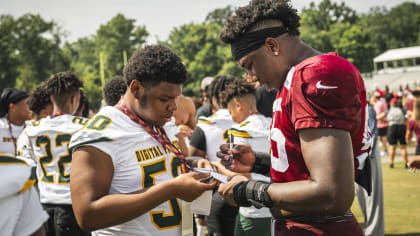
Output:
[351,161,420,236]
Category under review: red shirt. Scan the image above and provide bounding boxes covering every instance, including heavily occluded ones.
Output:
[408,119,420,145]
[270,53,371,183]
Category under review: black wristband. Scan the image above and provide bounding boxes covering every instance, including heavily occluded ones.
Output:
[251,152,271,175]
[232,180,273,209]
[232,181,252,207]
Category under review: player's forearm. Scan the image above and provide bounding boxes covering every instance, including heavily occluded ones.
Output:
[74,180,176,231]
[267,178,354,216]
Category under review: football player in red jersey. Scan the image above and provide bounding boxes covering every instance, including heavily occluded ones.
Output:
[215,0,372,235]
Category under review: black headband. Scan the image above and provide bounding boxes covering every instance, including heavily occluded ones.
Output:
[0,88,29,117]
[231,27,289,61]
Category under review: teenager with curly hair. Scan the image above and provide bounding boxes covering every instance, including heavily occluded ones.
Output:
[27,83,53,120]
[69,45,216,235]
[216,0,370,235]
[18,71,89,236]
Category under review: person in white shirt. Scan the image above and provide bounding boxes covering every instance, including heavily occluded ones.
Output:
[189,75,238,236]
[19,71,89,236]
[69,45,216,236]
[0,154,49,236]
[219,78,272,236]
[0,88,32,156]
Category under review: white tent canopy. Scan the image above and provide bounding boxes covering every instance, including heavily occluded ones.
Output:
[373,45,420,63]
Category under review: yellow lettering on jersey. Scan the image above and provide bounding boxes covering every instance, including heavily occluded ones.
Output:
[162,140,180,154]
[135,145,165,163]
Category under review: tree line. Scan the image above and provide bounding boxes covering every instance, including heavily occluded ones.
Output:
[1,0,420,110]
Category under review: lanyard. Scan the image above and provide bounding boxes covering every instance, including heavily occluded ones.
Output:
[116,98,189,173]
[7,119,25,156]
[52,111,67,117]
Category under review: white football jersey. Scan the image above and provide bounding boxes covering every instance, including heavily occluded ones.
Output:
[0,117,26,156]
[196,109,236,162]
[228,114,272,218]
[0,154,49,236]
[19,114,87,204]
[69,106,183,236]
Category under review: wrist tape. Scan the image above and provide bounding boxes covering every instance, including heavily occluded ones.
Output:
[251,152,271,174]
[233,180,273,209]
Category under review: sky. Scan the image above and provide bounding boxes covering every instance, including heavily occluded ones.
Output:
[0,0,418,43]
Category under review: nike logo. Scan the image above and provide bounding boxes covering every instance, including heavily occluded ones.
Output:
[316,81,337,90]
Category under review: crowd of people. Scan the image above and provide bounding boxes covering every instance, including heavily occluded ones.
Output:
[370,84,420,170]
[1,0,420,236]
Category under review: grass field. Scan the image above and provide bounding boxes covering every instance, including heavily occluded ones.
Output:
[351,161,420,236]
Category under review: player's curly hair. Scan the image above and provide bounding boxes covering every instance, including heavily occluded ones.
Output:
[28,83,51,115]
[45,71,83,108]
[220,79,256,106]
[103,76,127,106]
[124,45,187,88]
[211,75,236,108]
[220,0,300,44]
[76,90,90,118]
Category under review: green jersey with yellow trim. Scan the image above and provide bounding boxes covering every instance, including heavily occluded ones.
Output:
[69,106,183,236]
[18,114,87,205]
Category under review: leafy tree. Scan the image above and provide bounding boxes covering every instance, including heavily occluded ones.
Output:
[0,15,19,88]
[95,14,148,78]
[301,0,357,31]
[166,22,241,96]
[205,6,234,26]
[14,14,70,91]
[65,14,149,110]
[329,22,375,72]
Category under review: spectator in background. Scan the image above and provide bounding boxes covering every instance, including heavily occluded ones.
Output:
[373,92,389,157]
[244,73,277,118]
[384,85,393,106]
[387,97,408,168]
[196,76,214,119]
[0,88,32,156]
[405,92,414,120]
[103,76,127,106]
[407,88,420,159]
[173,94,196,139]
[27,83,53,121]
[189,75,238,236]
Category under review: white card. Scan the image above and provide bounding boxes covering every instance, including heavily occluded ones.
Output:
[192,168,229,183]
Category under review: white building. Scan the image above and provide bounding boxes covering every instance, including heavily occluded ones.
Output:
[364,46,420,91]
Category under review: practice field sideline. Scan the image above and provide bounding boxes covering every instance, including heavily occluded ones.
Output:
[351,161,420,235]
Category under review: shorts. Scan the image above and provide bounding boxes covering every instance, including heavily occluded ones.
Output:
[272,215,363,236]
[206,191,238,236]
[388,125,406,145]
[234,213,271,236]
[42,203,90,236]
[377,127,388,137]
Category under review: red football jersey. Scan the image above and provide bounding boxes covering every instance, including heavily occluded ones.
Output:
[270,53,372,183]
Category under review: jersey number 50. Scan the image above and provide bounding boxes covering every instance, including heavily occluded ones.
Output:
[141,156,182,230]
